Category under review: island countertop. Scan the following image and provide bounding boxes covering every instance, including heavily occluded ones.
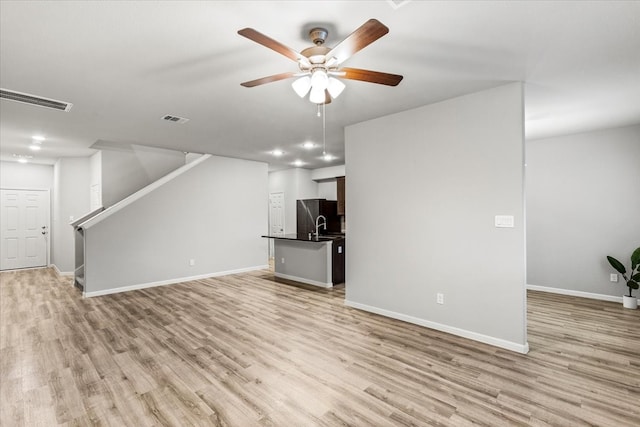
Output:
[261,233,344,243]
[263,233,346,287]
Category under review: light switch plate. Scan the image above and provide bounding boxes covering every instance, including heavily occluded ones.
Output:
[495,215,515,228]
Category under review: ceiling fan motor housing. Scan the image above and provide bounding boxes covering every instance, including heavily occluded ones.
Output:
[308,27,329,45]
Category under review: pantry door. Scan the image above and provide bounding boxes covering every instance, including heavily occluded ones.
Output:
[0,189,50,270]
[269,192,285,259]
[269,192,285,236]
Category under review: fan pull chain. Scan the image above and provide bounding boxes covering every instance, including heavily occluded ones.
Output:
[322,103,326,156]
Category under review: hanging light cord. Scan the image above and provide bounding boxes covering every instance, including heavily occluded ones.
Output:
[322,103,326,156]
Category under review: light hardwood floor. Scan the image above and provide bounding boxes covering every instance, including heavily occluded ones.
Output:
[1,267,639,426]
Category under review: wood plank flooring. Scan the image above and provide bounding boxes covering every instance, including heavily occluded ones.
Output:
[1,267,639,426]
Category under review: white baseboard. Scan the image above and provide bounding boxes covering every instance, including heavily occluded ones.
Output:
[274,272,333,288]
[1,265,52,273]
[526,284,623,303]
[51,264,73,277]
[83,265,269,298]
[344,300,529,354]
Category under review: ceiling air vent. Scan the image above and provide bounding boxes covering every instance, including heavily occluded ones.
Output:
[387,0,412,9]
[0,88,73,112]
[162,114,190,124]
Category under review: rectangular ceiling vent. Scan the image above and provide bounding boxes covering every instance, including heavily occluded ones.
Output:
[0,88,73,112]
[162,114,190,124]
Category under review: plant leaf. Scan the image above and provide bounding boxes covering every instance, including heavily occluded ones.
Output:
[607,256,626,275]
[631,247,640,270]
[627,280,639,290]
[632,273,640,282]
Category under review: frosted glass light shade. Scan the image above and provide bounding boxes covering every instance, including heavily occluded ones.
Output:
[292,76,311,97]
[327,77,345,98]
[309,85,326,104]
[310,69,329,90]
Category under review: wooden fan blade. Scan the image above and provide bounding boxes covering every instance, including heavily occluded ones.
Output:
[325,19,389,66]
[341,67,403,86]
[240,72,297,88]
[238,28,308,65]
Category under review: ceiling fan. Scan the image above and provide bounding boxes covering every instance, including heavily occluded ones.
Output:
[238,19,403,104]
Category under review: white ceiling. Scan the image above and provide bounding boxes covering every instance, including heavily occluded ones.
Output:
[1,1,639,170]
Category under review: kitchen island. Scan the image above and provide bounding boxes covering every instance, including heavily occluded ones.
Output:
[262,234,345,287]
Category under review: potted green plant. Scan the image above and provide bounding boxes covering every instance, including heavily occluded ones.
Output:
[606,247,640,309]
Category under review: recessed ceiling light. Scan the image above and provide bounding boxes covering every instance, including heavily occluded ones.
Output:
[13,154,32,163]
[293,160,305,167]
[32,135,45,141]
[29,144,41,151]
[322,153,334,161]
[302,141,315,149]
[272,149,284,156]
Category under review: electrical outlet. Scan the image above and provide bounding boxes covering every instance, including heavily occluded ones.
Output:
[189,259,195,266]
[437,293,444,305]
[610,273,618,282]
[281,257,285,264]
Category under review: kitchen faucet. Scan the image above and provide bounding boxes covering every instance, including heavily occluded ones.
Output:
[315,215,327,237]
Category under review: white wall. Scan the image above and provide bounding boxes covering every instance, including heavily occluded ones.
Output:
[526,124,640,298]
[97,142,185,207]
[297,168,318,200]
[345,83,527,352]
[268,168,318,234]
[0,161,53,189]
[310,165,345,180]
[312,165,344,200]
[89,151,102,210]
[318,180,337,200]
[52,158,90,274]
[83,155,268,294]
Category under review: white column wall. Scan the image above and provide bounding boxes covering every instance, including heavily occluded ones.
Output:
[345,83,527,352]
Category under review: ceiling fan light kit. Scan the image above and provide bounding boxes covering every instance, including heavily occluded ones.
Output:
[309,84,326,104]
[327,77,345,98]
[292,76,312,97]
[238,19,403,105]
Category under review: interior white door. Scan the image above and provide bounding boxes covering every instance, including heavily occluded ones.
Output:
[269,192,285,236]
[0,189,50,270]
[269,192,285,259]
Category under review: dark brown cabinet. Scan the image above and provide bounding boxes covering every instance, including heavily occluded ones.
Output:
[331,238,345,284]
[337,176,345,216]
